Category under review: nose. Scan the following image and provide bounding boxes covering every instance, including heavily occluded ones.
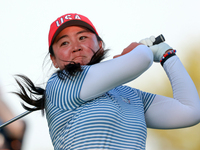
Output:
[72,41,82,53]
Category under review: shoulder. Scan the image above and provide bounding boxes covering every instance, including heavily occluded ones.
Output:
[113,85,155,102]
[47,66,91,84]
[45,66,91,110]
[45,65,91,98]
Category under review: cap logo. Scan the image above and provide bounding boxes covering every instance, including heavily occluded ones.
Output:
[56,14,82,27]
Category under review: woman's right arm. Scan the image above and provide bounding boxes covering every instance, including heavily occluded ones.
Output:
[80,44,153,101]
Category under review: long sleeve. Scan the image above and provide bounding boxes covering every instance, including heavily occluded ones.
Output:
[80,45,153,101]
[145,56,200,129]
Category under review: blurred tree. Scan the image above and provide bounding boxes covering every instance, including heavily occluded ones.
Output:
[148,43,200,150]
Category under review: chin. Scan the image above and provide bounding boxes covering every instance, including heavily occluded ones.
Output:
[75,61,88,65]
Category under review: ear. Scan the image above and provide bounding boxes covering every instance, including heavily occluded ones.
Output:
[98,41,103,49]
[50,54,58,68]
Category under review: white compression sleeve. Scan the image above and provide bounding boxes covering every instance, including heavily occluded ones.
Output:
[80,45,153,101]
[145,56,200,129]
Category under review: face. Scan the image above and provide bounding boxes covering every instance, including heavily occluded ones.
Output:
[51,26,102,70]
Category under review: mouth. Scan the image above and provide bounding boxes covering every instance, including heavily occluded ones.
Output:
[73,55,91,65]
[72,56,86,64]
[72,56,84,60]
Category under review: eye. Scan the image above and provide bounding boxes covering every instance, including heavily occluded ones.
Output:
[60,41,69,46]
[79,36,87,40]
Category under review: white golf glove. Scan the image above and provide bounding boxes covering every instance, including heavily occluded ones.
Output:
[139,36,156,47]
[149,43,173,62]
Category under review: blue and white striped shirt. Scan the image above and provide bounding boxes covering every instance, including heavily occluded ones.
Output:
[45,66,155,150]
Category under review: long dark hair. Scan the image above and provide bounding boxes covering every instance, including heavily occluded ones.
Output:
[14,34,108,112]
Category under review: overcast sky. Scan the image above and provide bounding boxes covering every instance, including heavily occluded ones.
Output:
[0,0,200,149]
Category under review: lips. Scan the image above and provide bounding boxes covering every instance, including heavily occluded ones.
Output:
[73,56,84,60]
[72,56,85,64]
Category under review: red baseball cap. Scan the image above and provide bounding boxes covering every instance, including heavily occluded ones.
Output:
[48,13,99,48]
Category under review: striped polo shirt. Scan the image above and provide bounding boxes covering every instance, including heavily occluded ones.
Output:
[45,66,155,150]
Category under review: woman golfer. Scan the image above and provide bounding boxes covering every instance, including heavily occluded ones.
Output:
[15,13,200,150]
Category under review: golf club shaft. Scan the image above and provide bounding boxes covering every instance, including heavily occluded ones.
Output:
[0,110,32,129]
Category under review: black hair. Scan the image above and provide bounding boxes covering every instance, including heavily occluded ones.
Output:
[14,33,109,112]
[13,74,45,112]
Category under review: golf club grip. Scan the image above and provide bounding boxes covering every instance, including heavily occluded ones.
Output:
[153,34,165,45]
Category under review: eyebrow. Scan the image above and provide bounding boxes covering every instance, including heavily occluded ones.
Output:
[56,35,68,43]
[56,29,90,43]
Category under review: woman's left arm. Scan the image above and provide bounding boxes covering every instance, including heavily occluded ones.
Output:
[145,55,200,129]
